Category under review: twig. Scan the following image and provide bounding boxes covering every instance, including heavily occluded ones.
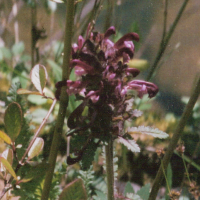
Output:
[0,186,12,200]
[148,76,200,200]
[20,98,57,164]
[105,136,114,200]
[146,0,190,81]
[41,0,75,199]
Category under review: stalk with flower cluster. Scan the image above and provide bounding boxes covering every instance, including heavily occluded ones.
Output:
[55,25,168,198]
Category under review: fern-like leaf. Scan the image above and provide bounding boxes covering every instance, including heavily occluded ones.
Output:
[127,126,168,139]
[117,137,140,152]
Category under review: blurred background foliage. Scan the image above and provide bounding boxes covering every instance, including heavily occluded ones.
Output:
[0,0,200,199]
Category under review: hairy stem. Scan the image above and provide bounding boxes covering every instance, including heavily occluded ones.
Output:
[41,0,75,199]
[148,76,200,200]
[147,0,189,81]
[105,136,114,200]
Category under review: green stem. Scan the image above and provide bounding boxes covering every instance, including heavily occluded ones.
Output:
[148,76,200,200]
[147,0,189,81]
[105,136,114,200]
[182,154,191,184]
[161,160,170,194]
[41,1,75,200]
[160,0,168,48]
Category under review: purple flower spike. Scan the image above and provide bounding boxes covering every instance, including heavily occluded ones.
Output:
[55,25,161,166]
[114,32,139,49]
[128,80,159,98]
[125,68,140,77]
[104,26,116,39]
[71,59,95,75]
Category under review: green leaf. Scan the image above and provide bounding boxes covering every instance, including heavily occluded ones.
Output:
[27,95,47,105]
[128,59,149,71]
[47,59,62,82]
[17,89,42,96]
[174,150,200,171]
[59,179,87,200]
[30,64,48,94]
[137,183,151,200]
[1,149,13,174]
[31,108,54,124]
[0,130,12,145]
[0,157,17,180]
[4,102,23,142]
[0,47,12,59]
[126,193,141,200]
[94,190,107,200]
[11,42,24,56]
[50,0,65,3]
[28,137,44,160]
[2,149,13,166]
[124,181,135,195]
[127,126,168,139]
[18,177,33,183]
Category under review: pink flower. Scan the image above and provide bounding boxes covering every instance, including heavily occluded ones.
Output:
[127,80,159,98]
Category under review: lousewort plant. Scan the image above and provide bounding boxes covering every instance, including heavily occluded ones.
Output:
[55,25,168,168]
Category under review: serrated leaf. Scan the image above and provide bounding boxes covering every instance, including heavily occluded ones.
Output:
[17,89,42,96]
[0,157,17,180]
[59,179,87,200]
[81,140,98,171]
[137,183,151,200]
[28,137,44,160]
[127,126,168,139]
[124,181,135,195]
[0,130,12,145]
[4,102,22,142]
[30,64,48,94]
[117,137,140,152]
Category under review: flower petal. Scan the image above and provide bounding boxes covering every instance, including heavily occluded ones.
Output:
[125,68,140,77]
[104,26,116,39]
[78,35,85,50]
[128,80,158,98]
[114,32,139,49]
[71,59,95,75]
[66,80,87,95]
